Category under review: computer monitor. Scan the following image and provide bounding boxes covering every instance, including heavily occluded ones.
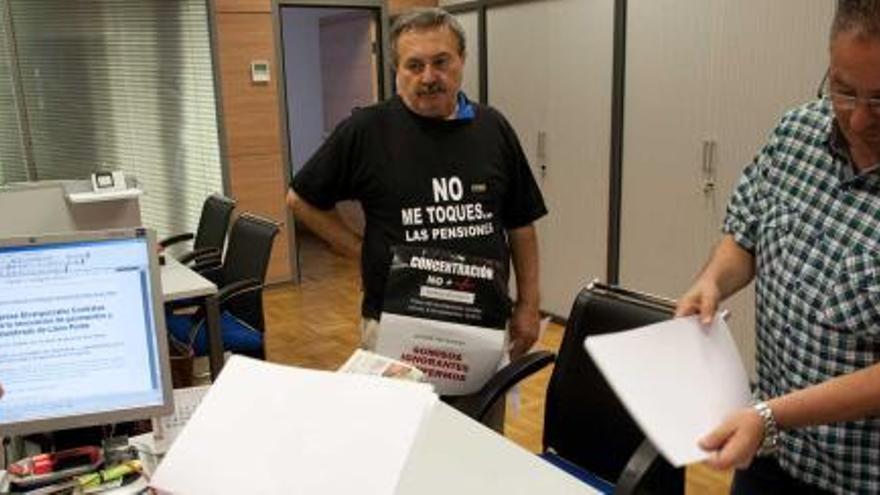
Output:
[0,228,174,437]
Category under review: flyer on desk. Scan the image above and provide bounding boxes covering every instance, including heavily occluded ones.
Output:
[377,246,509,395]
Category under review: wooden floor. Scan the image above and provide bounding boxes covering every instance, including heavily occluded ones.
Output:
[262,234,732,494]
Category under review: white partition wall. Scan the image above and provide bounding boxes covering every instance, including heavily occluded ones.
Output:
[487,0,615,317]
[620,0,835,374]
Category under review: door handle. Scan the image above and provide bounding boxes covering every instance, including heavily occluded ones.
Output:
[701,139,716,175]
[537,131,547,179]
[701,139,717,193]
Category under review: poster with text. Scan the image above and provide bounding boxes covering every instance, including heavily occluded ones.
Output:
[376,246,509,395]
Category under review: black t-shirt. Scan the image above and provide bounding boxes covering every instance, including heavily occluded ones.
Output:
[292,95,547,319]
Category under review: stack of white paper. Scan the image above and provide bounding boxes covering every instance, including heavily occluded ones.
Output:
[584,316,751,466]
[150,356,437,495]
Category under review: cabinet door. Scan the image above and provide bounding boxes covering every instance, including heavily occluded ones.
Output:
[619,0,714,300]
[487,0,614,317]
[705,0,834,373]
[621,0,834,375]
[452,10,481,102]
[708,0,834,230]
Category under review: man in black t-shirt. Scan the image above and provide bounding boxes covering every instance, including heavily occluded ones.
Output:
[287,7,547,360]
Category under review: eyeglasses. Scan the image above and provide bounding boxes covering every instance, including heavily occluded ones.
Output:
[825,91,880,115]
[817,69,880,116]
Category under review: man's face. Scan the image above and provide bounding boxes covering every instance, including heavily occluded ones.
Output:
[829,31,880,165]
[395,26,464,119]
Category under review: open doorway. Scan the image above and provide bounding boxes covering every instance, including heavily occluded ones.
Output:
[279,4,384,282]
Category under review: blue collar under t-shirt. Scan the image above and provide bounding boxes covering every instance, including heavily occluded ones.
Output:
[454,92,475,121]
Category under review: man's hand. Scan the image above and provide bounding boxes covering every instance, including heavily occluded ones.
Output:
[676,235,755,324]
[675,278,722,325]
[509,302,540,359]
[699,407,765,470]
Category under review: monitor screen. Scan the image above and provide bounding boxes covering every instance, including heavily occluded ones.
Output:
[0,228,173,436]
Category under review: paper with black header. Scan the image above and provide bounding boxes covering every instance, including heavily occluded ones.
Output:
[377,246,509,395]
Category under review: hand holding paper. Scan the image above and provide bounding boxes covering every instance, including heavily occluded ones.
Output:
[584,315,751,466]
[698,406,765,470]
[674,279,723,325]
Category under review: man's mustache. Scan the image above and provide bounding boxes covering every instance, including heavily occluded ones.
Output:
[416,82,446,96]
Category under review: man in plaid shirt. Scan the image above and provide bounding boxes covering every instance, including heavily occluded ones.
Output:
[676,1,880,493]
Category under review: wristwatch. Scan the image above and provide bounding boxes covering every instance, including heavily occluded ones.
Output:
[753,401,780,456]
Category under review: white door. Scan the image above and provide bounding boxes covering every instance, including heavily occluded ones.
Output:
[620,0,834,374]
[487,0,615,317]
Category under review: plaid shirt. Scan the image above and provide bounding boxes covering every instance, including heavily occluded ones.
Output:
[724,98,880,494]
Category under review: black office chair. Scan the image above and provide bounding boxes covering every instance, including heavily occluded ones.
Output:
[444,350,556,424]
[160,193,236,265]
[167,213,280,360]
[542,281,685,495]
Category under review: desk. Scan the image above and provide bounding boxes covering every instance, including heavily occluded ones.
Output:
[160,258,223,381]
[397,402,599,494]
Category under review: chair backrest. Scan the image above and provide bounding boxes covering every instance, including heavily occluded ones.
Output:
[220,213,280,329]
[193,194,236,253]
[544,282,684,492]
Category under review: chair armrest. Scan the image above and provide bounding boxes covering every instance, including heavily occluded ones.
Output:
[185,278,262,320]
[159,232,194,249]
[193,256,223,285]
[216,278,262,304]
[183,279,264,347]
[178,247,221,265]
[613,438,661,495]
[446,350,555,423]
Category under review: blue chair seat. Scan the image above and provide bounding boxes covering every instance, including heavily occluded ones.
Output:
[166,311,264,359]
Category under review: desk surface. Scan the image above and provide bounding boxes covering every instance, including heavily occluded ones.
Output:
[397,402,599,494]
[160,257,217,301]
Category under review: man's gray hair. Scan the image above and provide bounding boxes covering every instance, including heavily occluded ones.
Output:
[390,7,466,67]
[831,0,880,40]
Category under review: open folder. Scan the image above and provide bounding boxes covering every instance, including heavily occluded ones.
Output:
[584,315,752,467]
[150,356,437,495]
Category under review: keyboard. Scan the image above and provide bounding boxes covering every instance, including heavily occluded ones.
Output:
[147,385,210,453]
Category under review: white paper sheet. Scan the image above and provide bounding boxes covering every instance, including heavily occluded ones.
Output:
[584,316,751,467]
[150,356,437,495]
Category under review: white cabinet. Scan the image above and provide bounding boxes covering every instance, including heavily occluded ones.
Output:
[487,0,615,317]
[452,10,481,102]
[620,0,835,374]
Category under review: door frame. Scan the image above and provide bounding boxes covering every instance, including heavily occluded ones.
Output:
[272,0,389,283]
